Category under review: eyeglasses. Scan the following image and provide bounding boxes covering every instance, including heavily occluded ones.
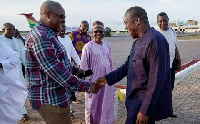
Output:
[46,11,66,19]
[93,31,103,34]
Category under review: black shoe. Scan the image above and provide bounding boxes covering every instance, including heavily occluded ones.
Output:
[170,114,177,118]
[22,114,30,121]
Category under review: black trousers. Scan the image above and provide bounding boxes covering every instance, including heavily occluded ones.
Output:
[171,59,176,90]
[22,64,25,78]
[70,91,76,101]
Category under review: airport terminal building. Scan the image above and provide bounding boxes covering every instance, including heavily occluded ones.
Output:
[169,20,200,33]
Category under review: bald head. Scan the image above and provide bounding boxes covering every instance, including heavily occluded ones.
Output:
[40,1,62,15]
[125,6,148,24]
[39,0,65,32]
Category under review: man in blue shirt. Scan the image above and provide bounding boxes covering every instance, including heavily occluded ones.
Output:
[99,6,173,124]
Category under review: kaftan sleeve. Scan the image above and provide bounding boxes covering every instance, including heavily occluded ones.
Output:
[67,33,74,41]
[70,42,81,66]
[0,43,19,70]
[80,43,91,82]
[15,39,25,65]
[80,44,90,70]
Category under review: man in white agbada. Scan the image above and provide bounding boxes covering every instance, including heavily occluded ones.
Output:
[0,23,29,120]
[0,41,27,124]
[58,23,81,118]
[156,12,181,90]
[58,23,81,66]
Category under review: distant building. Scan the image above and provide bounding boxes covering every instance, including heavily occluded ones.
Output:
[188,20,198,25]
[169,20,200,33]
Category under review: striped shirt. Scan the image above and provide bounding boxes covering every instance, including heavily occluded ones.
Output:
[25,22,90,110]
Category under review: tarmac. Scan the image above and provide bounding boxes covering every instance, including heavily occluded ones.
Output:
[18,68,200,124]
[18,36,200,124]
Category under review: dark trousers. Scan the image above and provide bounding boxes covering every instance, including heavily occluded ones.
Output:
[70,91,76,101]
[22,64,25,78]
[37,104,72,124]
[171,59,176,90]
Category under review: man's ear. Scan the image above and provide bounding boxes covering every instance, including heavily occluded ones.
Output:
[135,17,140,26]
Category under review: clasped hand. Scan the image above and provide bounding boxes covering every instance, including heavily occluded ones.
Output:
[90,77,106,94]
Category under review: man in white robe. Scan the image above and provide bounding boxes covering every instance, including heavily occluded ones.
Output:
[0,41,27,124]
[58,23,81,66]
[58,23,81,118]
[0,22,29,120]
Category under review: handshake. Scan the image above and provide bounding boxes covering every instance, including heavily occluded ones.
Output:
[90,77,107,94]
[76,68,107,94]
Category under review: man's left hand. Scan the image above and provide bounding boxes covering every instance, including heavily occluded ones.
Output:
[136,112,149,124]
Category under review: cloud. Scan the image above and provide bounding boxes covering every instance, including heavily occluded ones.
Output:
[0,0,200,31]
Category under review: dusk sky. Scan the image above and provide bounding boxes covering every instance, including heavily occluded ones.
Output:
[0,0,199,31]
